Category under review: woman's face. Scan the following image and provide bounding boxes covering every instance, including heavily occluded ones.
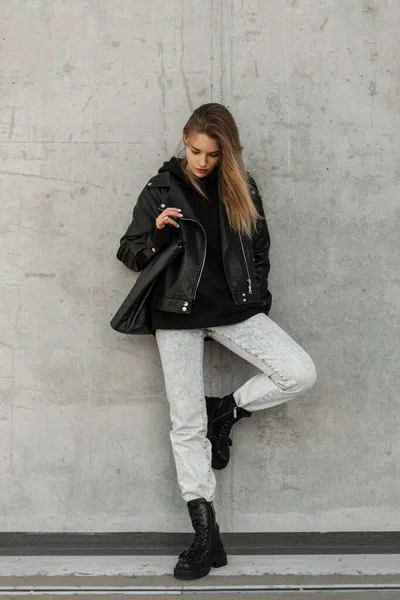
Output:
[183,132,221,178]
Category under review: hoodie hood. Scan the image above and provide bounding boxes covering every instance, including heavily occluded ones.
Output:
[158,156,219,189]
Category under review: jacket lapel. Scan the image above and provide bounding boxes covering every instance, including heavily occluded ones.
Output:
[168,175,202,224]
[168,173,236,254]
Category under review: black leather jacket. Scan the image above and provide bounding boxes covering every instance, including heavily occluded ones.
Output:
[116,171,272,315]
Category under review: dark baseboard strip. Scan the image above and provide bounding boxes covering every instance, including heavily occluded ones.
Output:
[1,532,400,555]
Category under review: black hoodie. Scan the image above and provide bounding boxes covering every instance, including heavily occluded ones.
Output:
[150,156,265,330]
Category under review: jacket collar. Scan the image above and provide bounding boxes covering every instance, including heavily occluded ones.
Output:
[168,173,236,253]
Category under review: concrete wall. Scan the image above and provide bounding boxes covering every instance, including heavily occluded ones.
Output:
[1,0,399,532]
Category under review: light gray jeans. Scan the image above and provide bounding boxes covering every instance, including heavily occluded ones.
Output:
[155,313,317,503]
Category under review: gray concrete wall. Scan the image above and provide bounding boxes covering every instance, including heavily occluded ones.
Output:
[1,0,399,532]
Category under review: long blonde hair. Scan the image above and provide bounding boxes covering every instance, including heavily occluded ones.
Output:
[179,103,264,239]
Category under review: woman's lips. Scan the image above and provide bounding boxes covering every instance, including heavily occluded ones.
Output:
[196,167,207,173]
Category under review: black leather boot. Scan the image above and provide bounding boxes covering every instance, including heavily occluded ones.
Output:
[206,393,251,470]
[173,498,227,580]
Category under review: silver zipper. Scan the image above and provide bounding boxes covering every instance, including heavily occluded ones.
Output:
[179,217,207,299]
[156,206,207,299]
[239,233,252,294]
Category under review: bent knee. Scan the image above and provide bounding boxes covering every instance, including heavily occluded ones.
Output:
[282,354,317,395]
[301,357,317,392]
[296,354,317,394]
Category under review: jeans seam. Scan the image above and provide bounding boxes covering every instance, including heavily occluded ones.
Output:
[199,330,213,499]
[248,387,282,404]
[209,327,292,386]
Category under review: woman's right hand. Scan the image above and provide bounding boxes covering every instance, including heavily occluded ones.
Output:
[155,207,183,229]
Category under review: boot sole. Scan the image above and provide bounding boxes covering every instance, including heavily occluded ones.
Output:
[211,461,229,471]
[211,439,231,470]
[212,456,228,470]
[173,548,228,580]
[206,429,229,469]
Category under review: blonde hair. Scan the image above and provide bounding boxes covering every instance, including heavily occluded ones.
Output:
[179,103,264,239]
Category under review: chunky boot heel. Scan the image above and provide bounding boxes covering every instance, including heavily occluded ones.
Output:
[211,548,228,568]
[173,498,227,580]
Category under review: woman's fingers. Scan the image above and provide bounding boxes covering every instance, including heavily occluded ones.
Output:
[156,208,183,229]
[163,216,180,228]
[163,207,182,217]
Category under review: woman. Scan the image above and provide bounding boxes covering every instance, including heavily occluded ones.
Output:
[116,103,317,580]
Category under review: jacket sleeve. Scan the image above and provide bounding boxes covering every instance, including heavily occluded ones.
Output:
[116,185,173,272]
[248,174,272,314]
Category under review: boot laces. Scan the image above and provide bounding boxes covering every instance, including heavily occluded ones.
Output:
[191,516,208,546]
[179,516,208,562]
[220,416,237,440]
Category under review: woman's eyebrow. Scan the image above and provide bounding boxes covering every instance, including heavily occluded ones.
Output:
[191,145,221,154]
